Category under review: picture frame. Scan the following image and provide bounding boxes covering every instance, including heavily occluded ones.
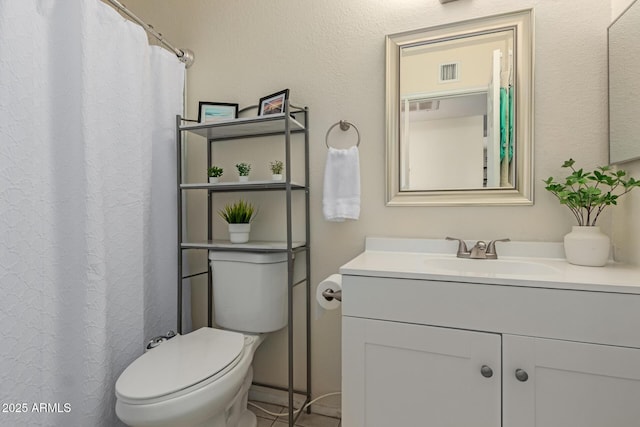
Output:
[198,102,239,123]
[258,89,290,116]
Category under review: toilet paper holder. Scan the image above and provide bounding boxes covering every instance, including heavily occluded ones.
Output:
[322,288,342,302]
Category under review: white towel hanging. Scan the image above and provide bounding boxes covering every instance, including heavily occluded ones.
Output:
[322,146,361,222]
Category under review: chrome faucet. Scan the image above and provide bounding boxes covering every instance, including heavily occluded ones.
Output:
[446,237,510,259]
[470,240,488,258]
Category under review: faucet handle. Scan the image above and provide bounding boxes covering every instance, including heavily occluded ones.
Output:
[486,238,510,255]
[446,237,469,255]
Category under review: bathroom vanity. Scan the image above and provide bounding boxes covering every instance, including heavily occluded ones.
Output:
[340,238,640,427]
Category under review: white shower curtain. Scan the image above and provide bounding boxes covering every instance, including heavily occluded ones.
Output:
[0,1,184,426]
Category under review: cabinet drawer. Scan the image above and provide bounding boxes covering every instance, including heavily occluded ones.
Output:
[343,275,640,348]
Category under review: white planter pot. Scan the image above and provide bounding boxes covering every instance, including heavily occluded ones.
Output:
[563,226,610,267]
[208,176,219,184]
[228,223,251,244]
[271,174,283,181]
[238,176,249,182]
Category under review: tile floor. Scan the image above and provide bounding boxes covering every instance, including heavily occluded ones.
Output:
[248,400,341,427]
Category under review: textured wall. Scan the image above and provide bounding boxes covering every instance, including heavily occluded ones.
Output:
[125,0,612,413]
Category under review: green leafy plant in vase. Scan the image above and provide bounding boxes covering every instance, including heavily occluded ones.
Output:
[544,158,640,266]
[270,160,284,181]
[218,200,256,243]
[235,162,251,182]
[207,166,223,184]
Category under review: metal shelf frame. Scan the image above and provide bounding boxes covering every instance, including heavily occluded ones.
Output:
[176,101,311,427]
[180,181,307,192]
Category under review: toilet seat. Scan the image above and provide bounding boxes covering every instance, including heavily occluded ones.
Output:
[116,328,245,404]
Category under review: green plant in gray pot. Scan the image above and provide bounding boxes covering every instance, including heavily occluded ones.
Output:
[218,200,256,243]
[544,158,640,266]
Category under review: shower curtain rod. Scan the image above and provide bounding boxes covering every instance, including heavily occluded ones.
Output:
[105,0,194,68]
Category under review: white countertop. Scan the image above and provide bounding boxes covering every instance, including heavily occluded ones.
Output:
[339,237,640,294]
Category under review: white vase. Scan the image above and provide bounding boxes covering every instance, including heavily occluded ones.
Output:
[271,174,283,181]
[228,223,251,243]
[238,176,249,182]
[563,226,610,267]
[208,176,219,184]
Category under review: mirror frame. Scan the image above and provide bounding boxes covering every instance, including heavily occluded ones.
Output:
[608,0,640,165]
[385,9,534,206]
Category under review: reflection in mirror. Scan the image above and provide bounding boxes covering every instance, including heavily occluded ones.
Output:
[386,10,533,206]
[609,0,640,164]
[401,30,514,190]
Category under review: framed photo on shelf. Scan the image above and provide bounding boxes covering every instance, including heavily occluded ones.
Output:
[258,89,290,116]
[198,102,239,123]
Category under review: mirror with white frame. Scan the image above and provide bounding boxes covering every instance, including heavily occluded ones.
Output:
[609,0,640,164]
[386,10,534,206]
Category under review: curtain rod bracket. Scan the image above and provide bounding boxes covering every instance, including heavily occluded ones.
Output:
[178,49,195,68]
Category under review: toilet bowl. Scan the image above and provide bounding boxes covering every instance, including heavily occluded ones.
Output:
[115,250,291,427]
[116,328,265,427]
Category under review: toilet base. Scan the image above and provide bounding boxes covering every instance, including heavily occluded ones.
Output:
[223,364,256,427]
[189,364,256,427]
[237,411,257,427]
[192,410,255,427]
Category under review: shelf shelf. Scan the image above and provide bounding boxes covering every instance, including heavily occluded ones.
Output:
[181,180,307,192]
[180,113,306,141]
[181,240,307,252]
[176,103,310,427]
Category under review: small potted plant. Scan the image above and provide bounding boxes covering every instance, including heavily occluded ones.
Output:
[218,200,256,243]
[207,166,223,184]
[544,158,640,266]
[270,160,284,181]
[235,162,251,182]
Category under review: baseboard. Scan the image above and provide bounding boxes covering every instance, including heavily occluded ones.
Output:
[249,385,342,419]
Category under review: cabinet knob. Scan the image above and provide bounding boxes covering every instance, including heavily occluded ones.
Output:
[515,369,529,382]
[480,365,493,378]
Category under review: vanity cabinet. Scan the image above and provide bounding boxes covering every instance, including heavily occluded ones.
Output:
[341,267,640,427]
[343,317,501,427]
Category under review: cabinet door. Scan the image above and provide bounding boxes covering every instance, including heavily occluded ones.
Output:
[342,317,501,427]
[504,335,640,427]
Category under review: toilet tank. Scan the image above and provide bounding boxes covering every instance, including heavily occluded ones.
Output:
[208,251,302,333]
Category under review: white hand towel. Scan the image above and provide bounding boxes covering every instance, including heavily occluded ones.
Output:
[323,146,361,221]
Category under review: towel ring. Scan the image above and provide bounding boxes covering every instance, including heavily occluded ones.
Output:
[325,120,361,149]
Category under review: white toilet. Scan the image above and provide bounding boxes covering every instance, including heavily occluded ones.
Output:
[115,251,292,427]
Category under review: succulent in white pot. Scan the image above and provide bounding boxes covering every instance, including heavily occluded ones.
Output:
[218,200,256,243]
[270,160,284,181]
[207,165,223,184]
[235,162,251,182]
[544,158,640,266]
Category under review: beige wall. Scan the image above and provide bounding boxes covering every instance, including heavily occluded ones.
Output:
[612,0,635,17]
[401,33,511,95]
[124,0,613,413]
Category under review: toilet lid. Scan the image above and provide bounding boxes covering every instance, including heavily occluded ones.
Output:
[116,328,245,401]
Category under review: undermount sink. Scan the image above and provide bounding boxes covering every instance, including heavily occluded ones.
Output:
[423,257,561,276]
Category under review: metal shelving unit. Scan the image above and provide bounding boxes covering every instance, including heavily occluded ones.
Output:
[175,101,311,427]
